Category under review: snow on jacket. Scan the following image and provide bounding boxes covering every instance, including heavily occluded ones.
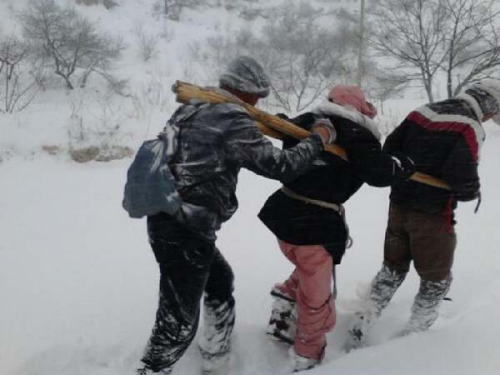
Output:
[383,96,483,217]
[165,99,324,240]
[258,102,401,263]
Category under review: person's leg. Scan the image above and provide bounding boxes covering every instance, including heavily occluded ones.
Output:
[346,203,409,351]
[267,240,299,344]
[198,248,236,375]
[139,217,216,374]
[292,244,336,363]
[404,210,456,334]
[273,240,300,300]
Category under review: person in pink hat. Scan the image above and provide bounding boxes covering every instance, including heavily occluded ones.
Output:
[258,85,414,371]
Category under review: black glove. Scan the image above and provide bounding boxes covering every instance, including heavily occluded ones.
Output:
[311,118,337,144]
[276,113,290,120]
[454,180,481,202]
[391,152,415,181]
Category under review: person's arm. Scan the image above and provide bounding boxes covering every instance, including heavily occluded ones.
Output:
[383,119,410,155]
[223,107,327,182]
[442,135,480,201]
[347,125,414,187]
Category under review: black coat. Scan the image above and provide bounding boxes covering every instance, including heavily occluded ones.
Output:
[165,98,324,240]
[258,102,401,263]
[384,97,483,217]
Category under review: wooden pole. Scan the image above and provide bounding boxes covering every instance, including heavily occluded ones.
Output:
[172,81,451,191]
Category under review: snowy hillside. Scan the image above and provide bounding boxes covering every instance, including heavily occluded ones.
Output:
[1,1,500,375]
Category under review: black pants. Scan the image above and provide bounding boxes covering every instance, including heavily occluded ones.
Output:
[141,214,235,372]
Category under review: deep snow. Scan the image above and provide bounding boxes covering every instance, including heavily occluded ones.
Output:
[1,124,500,375]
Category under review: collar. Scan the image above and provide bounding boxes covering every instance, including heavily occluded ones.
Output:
[313,101,381,140]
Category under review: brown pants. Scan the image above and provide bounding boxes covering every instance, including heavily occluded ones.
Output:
[384,203,457,282]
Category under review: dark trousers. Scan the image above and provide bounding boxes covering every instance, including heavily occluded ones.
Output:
[141,214,235,372]
[384,203,457,282]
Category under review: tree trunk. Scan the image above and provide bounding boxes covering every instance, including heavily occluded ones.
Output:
[424,76,434,103]
[356,0,366,87]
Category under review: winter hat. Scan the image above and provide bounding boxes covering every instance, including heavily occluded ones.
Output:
[462,79,500,124]
[219,56,270,98]
[327,85,377,119]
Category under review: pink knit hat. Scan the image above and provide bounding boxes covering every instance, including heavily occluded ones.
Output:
[328,85,378,119]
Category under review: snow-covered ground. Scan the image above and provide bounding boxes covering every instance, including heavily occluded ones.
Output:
[1,1,500,374]
[1,125,500,375]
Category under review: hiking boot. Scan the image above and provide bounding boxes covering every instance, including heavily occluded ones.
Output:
[345,265,406,351]
[289,347,321,372]
[267,286,297,345]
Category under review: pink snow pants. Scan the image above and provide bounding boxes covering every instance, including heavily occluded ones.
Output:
[275,240,336,360]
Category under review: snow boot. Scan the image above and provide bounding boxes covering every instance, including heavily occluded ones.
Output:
[198,298,234,375]
[199,349,230,375]
[345,264,406,351]
[400,276,452,336]
[289,347,322,372]
[267,286,297,345]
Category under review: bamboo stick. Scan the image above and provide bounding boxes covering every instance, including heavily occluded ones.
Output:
[172,81,451,191]
[173,81,348,160]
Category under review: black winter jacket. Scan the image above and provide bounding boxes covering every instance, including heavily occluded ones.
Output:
[384,96,483,218]
[164,99,324,240]
[258,102,402,263]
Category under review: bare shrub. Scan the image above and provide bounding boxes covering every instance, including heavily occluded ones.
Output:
[0,35,38,113]
[134,24,160,62]
[67,91,133,162]
[153,0,205,21]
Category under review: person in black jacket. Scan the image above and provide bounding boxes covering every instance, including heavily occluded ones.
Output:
[345,80,500,351]
[258,85,414,371]
[135,57,336,375]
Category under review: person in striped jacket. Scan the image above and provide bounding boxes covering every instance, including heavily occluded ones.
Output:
[346,80,500,351]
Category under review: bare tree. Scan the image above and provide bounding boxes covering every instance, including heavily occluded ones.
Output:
[441,0,500,97]
[368,0,448,102]
[20,0,123,90]
[261,3,335,112]
[199,3,347,112]
[0,35,38,113]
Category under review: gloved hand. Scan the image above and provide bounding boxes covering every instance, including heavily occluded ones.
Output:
[454,180,480,202]
[275,113,290,120]
[311,118,337,145]
[391,152,415,180]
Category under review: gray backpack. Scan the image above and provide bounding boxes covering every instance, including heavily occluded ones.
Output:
[122,104,204,219]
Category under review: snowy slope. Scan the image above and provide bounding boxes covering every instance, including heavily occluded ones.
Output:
[1,126,500,375]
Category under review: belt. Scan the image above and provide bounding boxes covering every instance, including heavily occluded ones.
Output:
[280,186,343,212]
[280,186,353,249]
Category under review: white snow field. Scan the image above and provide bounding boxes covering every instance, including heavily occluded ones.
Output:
[1,124,500,375]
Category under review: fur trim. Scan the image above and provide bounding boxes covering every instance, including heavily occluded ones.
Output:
[313,101,381,140]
